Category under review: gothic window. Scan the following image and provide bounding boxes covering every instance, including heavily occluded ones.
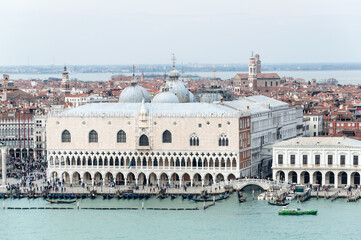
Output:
[117,130,126,143]
[89,130,98,143]
[139,135,149,146]
[61,130,71,142]
[162,130,172,143]
[218,134,229,146]
[189,134,199,146]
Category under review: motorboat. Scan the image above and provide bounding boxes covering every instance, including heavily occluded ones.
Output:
[268,201,289,206]
[279,207,317,215]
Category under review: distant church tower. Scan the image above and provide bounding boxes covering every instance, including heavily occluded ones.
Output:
[248,52,257,91]
[255,54,261,73]
[61,66,70,94]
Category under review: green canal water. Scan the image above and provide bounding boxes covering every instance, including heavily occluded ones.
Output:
[0,192,358,240]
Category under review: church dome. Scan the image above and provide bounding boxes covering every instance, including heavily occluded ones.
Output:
[165,80,190,103]
[168,69,180,78]
[152,91,179,103]
[119,84,150,103]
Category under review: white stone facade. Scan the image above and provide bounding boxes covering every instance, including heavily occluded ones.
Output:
[46,102,251,186]
[273,137,361,188]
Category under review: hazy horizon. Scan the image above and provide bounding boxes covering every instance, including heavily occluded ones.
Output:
[1,0,360,65]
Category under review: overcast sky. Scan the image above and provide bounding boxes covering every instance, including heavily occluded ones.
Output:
[0,0,360,65]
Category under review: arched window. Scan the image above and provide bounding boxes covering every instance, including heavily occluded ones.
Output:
[139,135,149,146]
[190,134,199,146]
[89,130,98,143]
[162,130,172,143]
[61,130,71,142]
[218,134,229,146]
[117,130,126,143]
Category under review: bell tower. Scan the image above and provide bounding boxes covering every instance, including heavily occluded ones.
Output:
[248,52,257,91]
[61,66,70,94]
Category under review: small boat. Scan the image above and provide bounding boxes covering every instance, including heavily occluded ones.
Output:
[47,194,53,199]
[13,194,19,199]
[33,195,39,199]
[128,194,133,198]
[19,194,24,199]
[70,194,75,199]
[59,194,64,199]
[46,199,76,204]
[103,194,108,199]
[145,194,151,199]
[0,194,3,199]
[133,194,138,199]
[122,194,128,199]
[4,194,8,199]
[90,193,97,199]
[171,194,177,199]
[76,194,81,199]
[239,197,247,203]
[286,193,296,201]
[108,194,114,199]
[117,194,122,199]
[182,194,189,199]
[187,194,194,199]
[139,194,144,199]
[65,194,70,199]
[158,194,166,199]
[53,194,59,199]
[268,201,289,206]
[43,194,48,199]
[279,207,317,215]
[28,195,33,199]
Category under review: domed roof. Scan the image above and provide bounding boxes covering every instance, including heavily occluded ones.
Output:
[165,80,190,103]
[119,84,150,103]
[168,69,180,78]
[152,91,179,103]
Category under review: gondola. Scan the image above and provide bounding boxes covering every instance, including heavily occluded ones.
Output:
[108,194,114,199]
[187,194,194,199]
[53,194,59,199]
[145,194,151,199]
[0,194,3,199]
[76,194,81,199]
[81,194,87,199]
[239,197,247,203]
[46,199,76,204]
[59,194,64,199]
[103,194,108,199]
[128,194,133,198]
[122,194,128,199]
[268,201,289,206]
[70,194,75,199]
[33,195,39,199]
[117,194,122,199]
[43,194,48,199]
[28,195,33,199]
[133,194,138,199]
[182,194,189,199]
[90,193,97,199]
[47,194,53,199]
[65,194,70,199]
[19,194,24,199]
[157,194,166,199]
[171,194,177,199]
[13,194,19,199]
[139,194,144,199]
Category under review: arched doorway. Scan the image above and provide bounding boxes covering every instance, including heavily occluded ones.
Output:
[227,173,236,181]
[138,172,147,185]
[204,173,213,186]
[338,171,348,186]
[83,172,92,184]
[170,173,180,185]
[116,172,124,185]
[149,173,157,186]
[325,171,335,185]
[216,173,224,182]
[288,171,297,184]
[127,172,136,185]
[105,172,113,185]
[300,171,310,184]
[62,172,70,184]
[313,171,322,185]
[94,172,103,185]
[352,172,360,186]
[275,171,285,181]
[182,173,191,186]
[159,173,168,186]
[73,172,81,185]
[193,173,202,186]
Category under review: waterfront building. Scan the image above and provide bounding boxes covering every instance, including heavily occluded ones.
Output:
[46,102,251,186]
[224,95,303,177]
[272,137,361,188]
[233,53,281,93]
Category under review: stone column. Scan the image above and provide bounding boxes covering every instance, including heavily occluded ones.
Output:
[124,179,127,186]
[334,172,338,189]
[180,179,182,187]
[2,147,7,186]
[136,179,138,186]
[201,179,204,187]
[347,172,351,187]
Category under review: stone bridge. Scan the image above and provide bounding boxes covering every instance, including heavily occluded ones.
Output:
[227,179,290,191]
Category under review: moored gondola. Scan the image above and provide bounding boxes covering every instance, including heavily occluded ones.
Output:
[117,194,122,199]
[133,194,138,199]
[171,194,177,199]
[90,193,97,199]
[76,194,81,199]
[128,194,133,198]
[139,194,144,199]
[108,194,114,199]
[239,197,247,203]
[145,194,151,199]
[81,194,87,199]
[122,194,128,199]
[59,194,64,199]
[53,194,59,199]
[268,201,289,206]
[103,194,108,199]
[46,199,76,204]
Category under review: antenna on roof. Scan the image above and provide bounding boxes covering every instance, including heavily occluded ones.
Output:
[171,53,176,70]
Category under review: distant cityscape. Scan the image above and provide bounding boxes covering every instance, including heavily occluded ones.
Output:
[1,62,361,75]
